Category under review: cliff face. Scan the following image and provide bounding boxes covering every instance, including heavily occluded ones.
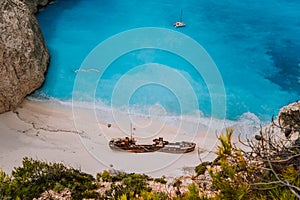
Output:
[20,0,52,14]
[0,0,49,113]
[278,101,300,135]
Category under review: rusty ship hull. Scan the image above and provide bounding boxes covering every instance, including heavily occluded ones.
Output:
[109,137,195,154]
[159,142,196,153]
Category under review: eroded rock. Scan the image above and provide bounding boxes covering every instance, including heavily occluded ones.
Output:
[278,101,300,134]
[20,0,52,14]
[0,0,49,113]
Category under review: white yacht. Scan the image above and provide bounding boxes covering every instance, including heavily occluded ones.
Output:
[174,9,186,28]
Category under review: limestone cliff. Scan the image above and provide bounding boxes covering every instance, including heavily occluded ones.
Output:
[0,0,49,113]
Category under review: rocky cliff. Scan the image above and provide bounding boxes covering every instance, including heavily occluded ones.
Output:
[278,101,300,136]
[260,101,300,143]
[0,0,50,113]
[20,0,52,14]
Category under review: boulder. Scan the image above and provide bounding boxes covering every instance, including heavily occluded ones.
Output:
[0,0,49,113]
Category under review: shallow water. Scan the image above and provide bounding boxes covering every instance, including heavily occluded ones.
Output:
[36,0,300,125]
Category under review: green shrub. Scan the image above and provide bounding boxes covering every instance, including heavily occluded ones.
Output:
[195,162,210,176]
[97,170,112,182]
[104,173,152,199]
[6,157,99,199]
[97,170,129,183]
[254,165,300,199]
[154,177,167,184]
[208,129,251,199]
[0,168,11,199]
[203,128,300,199]
[54,182,65,193]
[180,183,201,200]
[140,190,168,200]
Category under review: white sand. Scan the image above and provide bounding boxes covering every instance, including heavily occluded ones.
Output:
[0,99,224,178]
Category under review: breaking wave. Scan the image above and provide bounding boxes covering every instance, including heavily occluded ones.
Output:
[28,95,265,138]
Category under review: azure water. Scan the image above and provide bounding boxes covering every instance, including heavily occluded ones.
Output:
[36,0,300,130]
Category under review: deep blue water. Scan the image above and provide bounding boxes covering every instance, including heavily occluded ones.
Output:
[36,0,300,122]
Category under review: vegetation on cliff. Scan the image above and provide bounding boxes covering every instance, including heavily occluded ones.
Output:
[194,102,300,199]
[0,157,99,199]
[0,125,299,199]
[0,103,299,199]
[195,128,300,199]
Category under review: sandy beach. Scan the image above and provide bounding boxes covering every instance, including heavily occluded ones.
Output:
[0,99,228,178]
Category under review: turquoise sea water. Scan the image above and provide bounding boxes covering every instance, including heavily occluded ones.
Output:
[36,0,300,123]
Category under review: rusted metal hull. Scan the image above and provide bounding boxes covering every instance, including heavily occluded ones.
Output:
[159,142,196,153]
[109,138,196,154]
[109,141,163,153]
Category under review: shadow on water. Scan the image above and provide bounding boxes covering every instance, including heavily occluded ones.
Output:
[36,0,82,42]
[35,0,83,92]
[266,39,300,95]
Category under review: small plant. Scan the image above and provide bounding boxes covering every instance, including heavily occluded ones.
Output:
[140,190,168,200]
[209,129,250,200]
[104,172,154,199]
[195,161,211,176]
[216,128,233,157]
[154,177,167,184]
[0,168,11,199]
[182,183,201,200]
[97,170,128,183]
[96,170,112,182]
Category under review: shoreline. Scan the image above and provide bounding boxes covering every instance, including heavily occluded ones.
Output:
[0,98,246,178]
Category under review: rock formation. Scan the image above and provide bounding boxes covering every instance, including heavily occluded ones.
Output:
[258,101,300,144]
[0,0,50,113]
[20,0,52,14]
[278,101,300,136]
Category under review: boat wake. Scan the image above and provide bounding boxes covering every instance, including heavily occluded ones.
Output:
[74,68,101,73]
